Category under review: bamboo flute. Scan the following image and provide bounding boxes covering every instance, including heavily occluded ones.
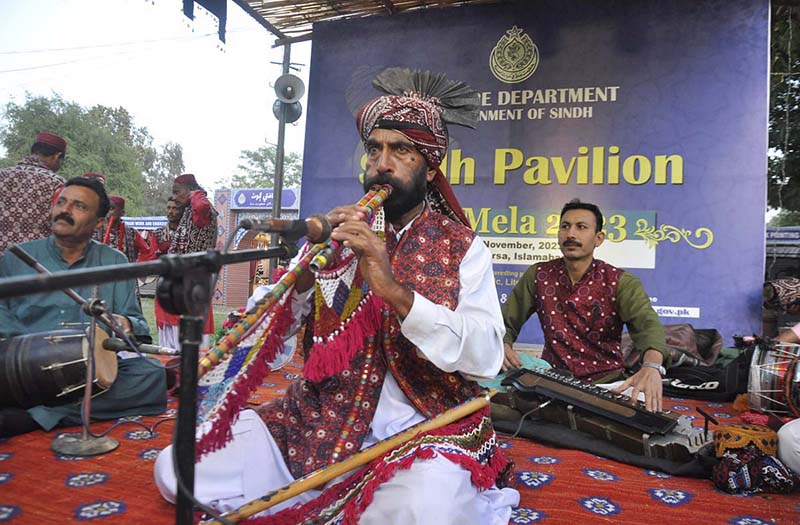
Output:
[204,391,496,524]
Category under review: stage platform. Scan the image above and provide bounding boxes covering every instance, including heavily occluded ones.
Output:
[1,354,798,524]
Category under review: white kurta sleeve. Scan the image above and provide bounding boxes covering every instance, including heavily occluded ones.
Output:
[400,236,505,379]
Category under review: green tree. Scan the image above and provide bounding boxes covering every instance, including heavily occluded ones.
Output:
[141,142,185,215]
[0,93,183,216]
[770,6,800,217]
[224,141,302,190]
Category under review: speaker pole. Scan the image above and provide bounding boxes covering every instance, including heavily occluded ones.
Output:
[269,43,291,282]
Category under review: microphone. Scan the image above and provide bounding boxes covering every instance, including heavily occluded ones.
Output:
[238,215,332,244]
[103,337,181,356]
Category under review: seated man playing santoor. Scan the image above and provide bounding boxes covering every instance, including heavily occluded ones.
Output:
[0,176,166,438]
[502,199,669,411]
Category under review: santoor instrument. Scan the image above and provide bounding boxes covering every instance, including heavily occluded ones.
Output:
[501,368,714,462]
[202,392,494,525]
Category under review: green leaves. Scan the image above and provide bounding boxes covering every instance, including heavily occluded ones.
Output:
[223,140,302,190]
[0,93,183,216]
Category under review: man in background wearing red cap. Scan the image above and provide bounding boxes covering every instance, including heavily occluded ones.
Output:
[151,197,184,349]
[0,131,67,254]
[168,173,217,343]
[100,194,154,263]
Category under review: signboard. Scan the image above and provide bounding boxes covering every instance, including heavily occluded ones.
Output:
[767,227,800,244]
[230,188,301,210]
[124,217,167,230]
[300,0,769,343]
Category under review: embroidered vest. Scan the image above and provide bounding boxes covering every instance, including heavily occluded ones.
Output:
[257,207,478,479]
[169,205,218,254]
[536,258,625,380]
[386,209,480,417]
[105,222,138,262]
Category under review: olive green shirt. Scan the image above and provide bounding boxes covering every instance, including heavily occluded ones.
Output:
[502,261,669,366]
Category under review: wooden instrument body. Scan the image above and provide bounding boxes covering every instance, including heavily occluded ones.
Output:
[501,368,713,462]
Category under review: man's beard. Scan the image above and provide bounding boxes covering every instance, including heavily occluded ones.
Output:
[364,165,428,222]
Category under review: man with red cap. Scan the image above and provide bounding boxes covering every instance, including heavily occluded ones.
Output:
[100,194,154,263]
[168,173,217,342]
[0,131,67,254]
[155,68,518,524]
[150,197,185,349]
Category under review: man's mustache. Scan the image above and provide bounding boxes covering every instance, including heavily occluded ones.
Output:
[52,213,74,225]
[562,240,582,247]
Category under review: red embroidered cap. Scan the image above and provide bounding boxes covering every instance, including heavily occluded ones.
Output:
[35,131,67,153]
[109,195,126,209]
[174,173,198,186]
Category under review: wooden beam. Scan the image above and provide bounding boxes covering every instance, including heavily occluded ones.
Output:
[381,0,398,14]
[273,31,315,47]
[232,0,286,39]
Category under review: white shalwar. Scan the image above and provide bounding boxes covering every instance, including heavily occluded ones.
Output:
[158,324,209,351]
[778,418,800,476]
[154,228,520,524]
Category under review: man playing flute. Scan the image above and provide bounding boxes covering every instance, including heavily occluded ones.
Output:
[154,67,519,524]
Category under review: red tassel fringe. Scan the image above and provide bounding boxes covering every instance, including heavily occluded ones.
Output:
[302,295,385,382]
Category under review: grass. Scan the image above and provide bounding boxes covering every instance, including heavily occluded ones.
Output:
[140,297,234,344]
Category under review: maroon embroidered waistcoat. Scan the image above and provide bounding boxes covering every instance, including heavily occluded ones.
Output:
[536,258,625,380]
[256,206,479,479]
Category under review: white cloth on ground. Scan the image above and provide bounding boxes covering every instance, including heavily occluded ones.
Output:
[157,324,208,350]
[778,418,800,476]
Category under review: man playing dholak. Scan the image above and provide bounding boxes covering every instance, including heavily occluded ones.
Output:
[502,199,669,412]
[153,68,519,523]
[0,177,166,438]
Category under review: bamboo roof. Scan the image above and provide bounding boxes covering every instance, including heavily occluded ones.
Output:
[233,0,504,43]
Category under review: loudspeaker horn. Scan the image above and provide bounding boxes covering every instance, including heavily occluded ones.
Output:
[274,74,305,103]
[273,100,302,123]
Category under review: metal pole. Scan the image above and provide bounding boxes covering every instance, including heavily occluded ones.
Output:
[175,315,203,525]
[270,43,291,282]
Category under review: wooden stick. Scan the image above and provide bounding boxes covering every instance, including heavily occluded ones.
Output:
[204,390,496,524]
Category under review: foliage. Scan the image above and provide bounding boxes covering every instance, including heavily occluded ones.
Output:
[0,93,183,216]
[768,209,800,227]
[223,140,302,190]
[769,6,800,215]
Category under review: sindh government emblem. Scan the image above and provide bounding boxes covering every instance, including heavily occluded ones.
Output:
[490,26,539,83]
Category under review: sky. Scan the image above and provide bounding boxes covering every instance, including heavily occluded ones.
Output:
[0,0,312,192]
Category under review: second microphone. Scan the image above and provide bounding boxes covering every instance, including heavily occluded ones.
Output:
[239,215,332,244]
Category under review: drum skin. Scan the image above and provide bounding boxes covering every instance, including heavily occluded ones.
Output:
[748,343,800,417]
[92,325,117,389]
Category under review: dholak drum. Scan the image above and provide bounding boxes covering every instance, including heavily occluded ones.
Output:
[0,328,118,409]
[748,342,800,417]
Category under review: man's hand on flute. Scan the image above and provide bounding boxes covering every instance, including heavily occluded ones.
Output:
[331,215,414,319]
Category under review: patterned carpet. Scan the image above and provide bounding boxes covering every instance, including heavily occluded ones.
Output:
[1,356,798,524]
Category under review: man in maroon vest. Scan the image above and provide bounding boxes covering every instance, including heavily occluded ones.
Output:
[503,199,668,412]
[154,68,518,524]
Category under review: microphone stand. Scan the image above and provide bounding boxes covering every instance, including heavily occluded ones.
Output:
[50,288,120,456]
[0,241,298,525]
